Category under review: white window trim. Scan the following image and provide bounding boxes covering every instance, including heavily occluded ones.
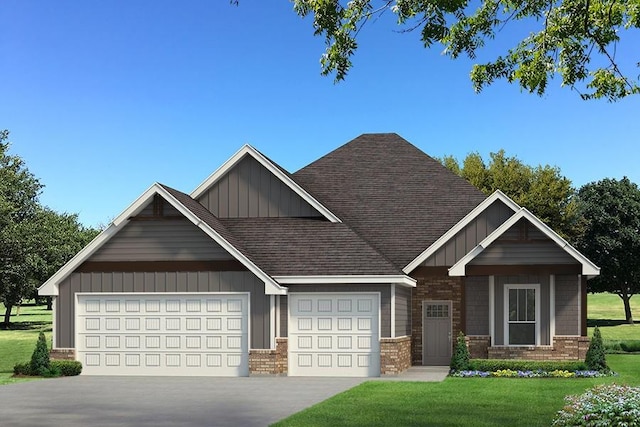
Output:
[391,284,396,339]
[503,284,540,346]
[489,276,495,344]
[549,275,556,339]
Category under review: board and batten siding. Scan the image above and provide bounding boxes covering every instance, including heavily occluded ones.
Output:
[493,274,551,346]
[555,274,580,335]
[421,200,514,267]
[196,155,323,218]
[465,276,490,335]
[395,286,411,337]
[89,219,234,262]
[278,285,393,338]
[56,271,271,349]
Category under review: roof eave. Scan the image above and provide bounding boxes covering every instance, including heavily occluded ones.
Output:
[273,275,417,287]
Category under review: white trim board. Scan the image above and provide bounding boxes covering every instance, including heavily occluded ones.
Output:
[190,144,341,223]
[39,183,287,296]
[449,207,600,277]
[403,190,520,273]
[273,275,416,287]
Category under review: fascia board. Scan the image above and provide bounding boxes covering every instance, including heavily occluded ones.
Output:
[403,190,520,273]
[273,275,417,287]
[190,144,341,223]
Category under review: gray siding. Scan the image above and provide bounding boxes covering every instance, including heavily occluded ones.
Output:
[56,271,270,349]
[279,295,288,337]
[494,274,551,345]
[555,274,580,335]
[395,286,412,337]
[471,241,576,265]
[465,276,489,335]
[197,155,323,218]
[279,284,392,338]
[90,218,234,262]
[422,200,514,267]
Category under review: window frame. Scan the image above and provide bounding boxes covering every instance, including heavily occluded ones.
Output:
[503,283,540,346]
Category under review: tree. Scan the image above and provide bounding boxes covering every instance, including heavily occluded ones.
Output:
[440,150,577,239]
[576,177,640,324]
[584,326,608,371]
[289,0,640,101]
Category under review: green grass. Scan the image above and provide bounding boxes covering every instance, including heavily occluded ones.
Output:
[0,303,52,385]
[587,293,638,341]
[272,354,640,427]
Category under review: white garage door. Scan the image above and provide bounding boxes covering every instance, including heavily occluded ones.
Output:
[76,293,249,376]
[289,293,380,377]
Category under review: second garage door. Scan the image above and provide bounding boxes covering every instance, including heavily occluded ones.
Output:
[289,293,380,377]
[76,293,249,376]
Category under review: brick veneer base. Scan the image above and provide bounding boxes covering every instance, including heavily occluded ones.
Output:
[249,338,288,375]
[466,336,490,359]
[486,336,590,361]
[50,348,76,360]
[380,336,412,375]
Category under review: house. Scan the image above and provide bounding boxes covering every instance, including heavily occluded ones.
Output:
[38,133,599,377]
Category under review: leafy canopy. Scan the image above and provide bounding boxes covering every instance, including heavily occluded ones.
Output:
[290,0,640,101]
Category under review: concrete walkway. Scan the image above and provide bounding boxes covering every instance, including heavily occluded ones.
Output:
[377,366,450,382]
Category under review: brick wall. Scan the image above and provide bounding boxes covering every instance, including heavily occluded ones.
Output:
[380,336,412,375]
[411,276,463,365]
[466,335,490,359]
[50,348,76,360]
[249,338,288,375]
[487,336,590,360]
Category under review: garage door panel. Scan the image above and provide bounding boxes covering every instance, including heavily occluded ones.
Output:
[289,293,380,377]
[76,293,249,376]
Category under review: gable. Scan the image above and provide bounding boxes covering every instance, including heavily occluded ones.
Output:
[196,155,324,219]
[88,195,234,262]
[419,199,515,267]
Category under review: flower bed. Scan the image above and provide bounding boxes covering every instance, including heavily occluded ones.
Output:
[450,369,613,378]
[552,384,640,426]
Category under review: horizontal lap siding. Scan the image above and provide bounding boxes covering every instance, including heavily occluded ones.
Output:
[465,276,489,335]
[395,286,411,337]
[197,156,322,218]
[56,271,270,350]
[90,219,233,262]
[555,274,580,335]
[471,241,576,265]
[279,285,392,338]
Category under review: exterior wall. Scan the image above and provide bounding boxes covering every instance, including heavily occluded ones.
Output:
[56,271,271,350]
[488,336,589,360]
[422,200,514,267]
[493,274,551,346]
[471,241,576,265]
[555,274,580,335]
[279,284,392,338]
[395,286,412,337]
[411,276,463,365]
[196,155,322,218]
[50,349,76,361]
[248,338,288,375]
[89,218,234,262]
[465,276,489,335]
[466,335,490,359]
[380,336,412,375]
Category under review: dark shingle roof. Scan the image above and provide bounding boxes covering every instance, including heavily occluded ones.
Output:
[292,133,487,268]
[221,218,401,276]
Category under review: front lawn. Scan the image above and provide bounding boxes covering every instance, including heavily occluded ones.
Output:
[587,292,638,341]
[0,303,52,384]
[272,354,640,427]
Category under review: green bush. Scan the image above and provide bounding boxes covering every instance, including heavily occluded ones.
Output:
[552,384,640,426]
[50,360,82,376]
[13,362,32,376]
[620,341,640,353]
[450,332,470,371]
[468,359,588,372]
[585,326,608,371]
[29,332,51,376]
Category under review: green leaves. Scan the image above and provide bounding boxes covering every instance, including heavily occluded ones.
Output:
[291,0,640,100]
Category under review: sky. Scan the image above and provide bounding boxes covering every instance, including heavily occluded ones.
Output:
[1,1,638,228]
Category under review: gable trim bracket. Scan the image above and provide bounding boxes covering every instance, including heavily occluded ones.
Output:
[403,190,520,274]
[448,207,600,278]
[190,144,341,223]
[38,183,287,297]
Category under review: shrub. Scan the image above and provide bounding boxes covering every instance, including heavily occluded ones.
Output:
[585,326,608,371]
[552,384,640,426]
[13,362,32,376]
[50,360,82,376]
[620,341,640,353]
[30,332,51,376]
[467,359,587,372]
[450,332,470,371]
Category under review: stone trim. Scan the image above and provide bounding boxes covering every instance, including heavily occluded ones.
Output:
[249,338,288,375]
[487,336,589,361]
[50,348,76,361]
[380,336,412,375]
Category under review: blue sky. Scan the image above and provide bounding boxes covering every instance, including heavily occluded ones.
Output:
[2,1,638,227]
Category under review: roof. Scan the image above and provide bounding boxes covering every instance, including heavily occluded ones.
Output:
[293,133,487,268]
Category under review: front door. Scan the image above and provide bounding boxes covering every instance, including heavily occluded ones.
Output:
[422,301,452,365]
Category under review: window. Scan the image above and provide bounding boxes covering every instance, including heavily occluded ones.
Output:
[505,284,539,345]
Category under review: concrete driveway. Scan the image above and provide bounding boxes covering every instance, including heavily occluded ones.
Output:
[0,376,366,427]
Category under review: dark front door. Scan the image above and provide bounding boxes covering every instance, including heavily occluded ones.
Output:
[423,301,452,365]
